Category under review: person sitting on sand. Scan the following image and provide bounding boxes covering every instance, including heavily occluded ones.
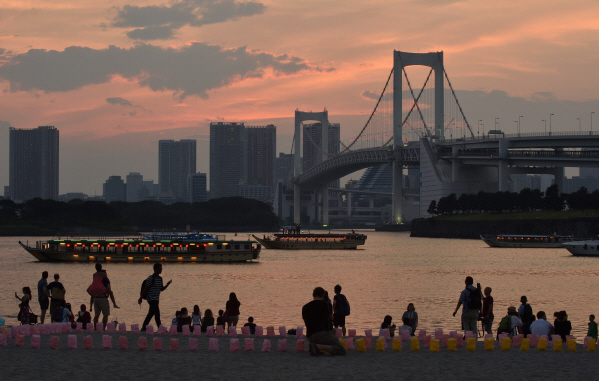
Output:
[553,310,572,340]
[530,311,554,337]
[244,316,257,335]
[76,304,91,329]
[397,316,413,336]
[177,307,192,332]
[192,305,202,328]
[201,309,215,333]
[172,310,181,326]
[216,309,225,328]
[302,287,346,356]
[379,315,396,337]
[497,306,522,338]
[402,303,418,336]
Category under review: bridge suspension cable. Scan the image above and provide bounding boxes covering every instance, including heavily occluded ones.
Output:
[439,52,475,139]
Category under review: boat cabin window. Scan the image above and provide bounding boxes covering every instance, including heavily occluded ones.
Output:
[217,244,222,250]
[245,244,250,250]
[235,244,240,250]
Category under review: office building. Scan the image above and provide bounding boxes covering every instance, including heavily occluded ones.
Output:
[138,180,160,200]
[245,125,276,187]
[126,172,144,202]
[240,185,272,201]
[210,122,246,199]
[159,139,196,201]
[103,176,126,202]
[9,126,59,202]
[275,152,294,185]
[188,172,208,202]
[302,122,340,187]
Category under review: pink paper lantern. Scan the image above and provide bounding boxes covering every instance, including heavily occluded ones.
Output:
[68,335,77,349]
[188,337,198,351]
[512,334,523,347]
[401,330,410,341]
[418,330,427,340]
[216,325,224,337]
[106,322,115,334]
[296,338,306,352]
[153,338,163,351]
[49,336,59,349]
[30,334,41,349]
[245,338,254,351]
[75,322,83,333]
[86,323,94,333]
[119,336,128,350]
[278,326,287,337]
[296,327,304,339]
[156,325,166,335]
[96,322,103,332]
[32,325,40,335]
[435,329,443,339]
[15,334,24,347]
[169,325,177,336]
[423,335,431,348]
[84,335,94,349]
[528,334,539,347]
[118,323,127,334]
[266,326,275,337]
[278,339,287,352]
[209,338,219,351]
[131,324,140,334]
[0,334,7,347]
[241,327,250,337]
[255,326,263,337]
[206,327,214,337]
[348,329,356,338]
[456,336,464,348]
[441,334,449,347]
[193,327,202,336]
[262,339,271,352]
[346,337,354,350]
[364,329,372,337]
[182,325,191,337]
[335,328,343,338]
[169,338,179,351]
[230,338,240,352]
[138,336,147,351]
[146,325,154,335]
[102,335,112,349]
[364,336,372,350]
[229,326,237,337]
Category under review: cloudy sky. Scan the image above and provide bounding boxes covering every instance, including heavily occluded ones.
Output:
[1,0,599,194]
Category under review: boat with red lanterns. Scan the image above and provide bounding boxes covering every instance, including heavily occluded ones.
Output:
[252,232,367,250]
[480,234,571,248]
[18,233,261,263]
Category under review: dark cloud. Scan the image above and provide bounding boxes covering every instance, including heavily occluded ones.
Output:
[106,97,133,106]
[0,43,324,99]
[361,90,393,101]
[113,0,266,41]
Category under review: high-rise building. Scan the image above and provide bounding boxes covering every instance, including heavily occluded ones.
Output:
[9,126,59,202]
[103,176,126,202]
[187,172,208,202]
[275,152,294,185]
[302,122,340,187]
[210,122,246,199]
[159,140,197,201]
[126,172,144,202]
[245,125,276,187]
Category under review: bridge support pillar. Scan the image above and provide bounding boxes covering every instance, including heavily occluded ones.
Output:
[347,192,352,219]
[498,139,510,191]
[322,186,329,225]
[554,166,565,192]
[392,161,403,224]
[294,184,300,224]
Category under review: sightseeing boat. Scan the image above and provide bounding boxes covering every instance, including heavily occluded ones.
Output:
[562,239,599,256]
[480,234,572,248]
[252,232,367,250]
[18,233,261,263]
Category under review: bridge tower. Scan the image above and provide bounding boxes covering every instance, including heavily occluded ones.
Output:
[294,110,330,225]
[392,51,444,224]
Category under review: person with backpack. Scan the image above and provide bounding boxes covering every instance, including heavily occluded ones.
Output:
[51,300,72,323]
[452,276,482,336]
[518,296,535,337]
[402,303,418,336]
[496,306,522,339]
[333,284,350,337]
[138,263,172,331]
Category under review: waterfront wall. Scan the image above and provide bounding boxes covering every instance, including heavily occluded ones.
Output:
[411,217,599,239]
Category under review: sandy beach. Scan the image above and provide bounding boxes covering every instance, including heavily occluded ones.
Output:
[0,331,596,381]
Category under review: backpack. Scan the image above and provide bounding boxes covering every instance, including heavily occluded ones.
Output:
[140,275,156,300]
[498,315,512,332]
[521,304,536,324]
[88,275,108,297]
[52,307,64,322]
[338,295,351,316]
[466,287,482,310]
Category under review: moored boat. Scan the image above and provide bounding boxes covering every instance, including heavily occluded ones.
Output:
[18,233,261,263]
[562,239,599,256]
[480,234,571,248]
[252,232,367,250]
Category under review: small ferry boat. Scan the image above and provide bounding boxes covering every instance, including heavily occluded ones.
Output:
[480,234,571,248]
[562,239,599,256]
[252,232,367,250]
[18,233,261,263]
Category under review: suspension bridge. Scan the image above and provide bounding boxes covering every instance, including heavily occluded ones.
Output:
[285,50,599,225]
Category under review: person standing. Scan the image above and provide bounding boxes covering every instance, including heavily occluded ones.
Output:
[452,276,482,336]
[88,264,118,330]
[37,271,49,324]
[333,284,349,337]
[482,287,494,334]
[402,303,418,336]
[518,296,535,337]
[225,292,241,330]
[47,273,66,319]
[302,287,346,356]
[15,287,32,326]
[138,263,172,331]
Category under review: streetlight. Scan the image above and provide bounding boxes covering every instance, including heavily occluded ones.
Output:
[514,120,518,134]
[592,112,595,133]
[481,123,485,138]
[495,117,499,130]
[542,119,546,133]
[550,113,554,134]
[478,119,482,138]
[577,117,581,133]
[519,116,523,135]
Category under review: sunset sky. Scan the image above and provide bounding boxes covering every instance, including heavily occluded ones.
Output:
[1,0,599,194]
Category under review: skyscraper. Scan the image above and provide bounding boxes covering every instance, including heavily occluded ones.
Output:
[187,172,208,202]
[275,152,294,185]
[210,122,246,199]
[159,139,197,201]
[9,126,59,202]
[126,172,144,202]
[302,122,340,187]
[103,176,126,202]
[245,125,276,187]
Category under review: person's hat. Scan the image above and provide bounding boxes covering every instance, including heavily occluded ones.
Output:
[508,306,517,314]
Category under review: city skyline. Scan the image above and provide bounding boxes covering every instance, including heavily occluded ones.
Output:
[1,1,599,194]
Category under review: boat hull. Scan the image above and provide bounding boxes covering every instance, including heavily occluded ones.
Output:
[18,241,260,263]
[480,235,566,248]
[253,234,366,250]
[563,241,599,257]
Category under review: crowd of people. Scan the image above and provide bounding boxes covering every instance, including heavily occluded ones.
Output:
[14,268,598,357]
